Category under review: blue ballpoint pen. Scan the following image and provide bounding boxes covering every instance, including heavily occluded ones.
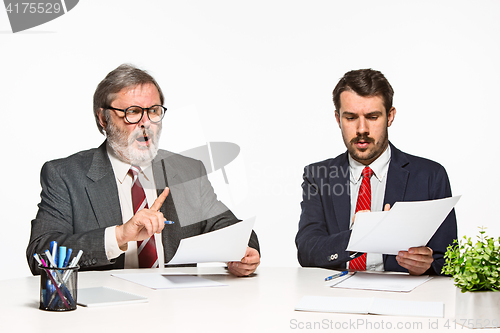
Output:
[63,248,73,268]
[325,270,349,281]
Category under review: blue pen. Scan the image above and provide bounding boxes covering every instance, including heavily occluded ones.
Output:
[58,246,67,268]
[165,220,174,224]
[325,270,349,281]
[50,241,57,267]
[63,248,73,268]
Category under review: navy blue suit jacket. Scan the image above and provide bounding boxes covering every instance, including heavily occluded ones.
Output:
[295,143,457,275]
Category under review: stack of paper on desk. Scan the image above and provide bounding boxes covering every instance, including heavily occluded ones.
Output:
[347,196,460,255]
[295,296,443,318]
[112,273,227,289]
[77,287,148,307]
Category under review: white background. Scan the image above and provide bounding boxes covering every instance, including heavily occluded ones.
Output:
[1,1,499,280]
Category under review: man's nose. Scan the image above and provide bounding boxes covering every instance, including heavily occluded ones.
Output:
[138,110,152,127]
[356,117,369,135]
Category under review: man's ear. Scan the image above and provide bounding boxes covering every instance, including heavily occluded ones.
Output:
[387,107,396,127]
[97,108,107,131]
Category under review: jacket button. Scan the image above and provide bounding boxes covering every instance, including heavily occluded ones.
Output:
[328,253,338,261]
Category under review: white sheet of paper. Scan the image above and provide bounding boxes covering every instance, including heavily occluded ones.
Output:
[296,295,373,314]
[347,196,460,255]
[77,287,148,307]
[112,273,227,289]
[295,296,443,318]
[372,298,443,317]
[330,272,433,292]
[167,217,255,265]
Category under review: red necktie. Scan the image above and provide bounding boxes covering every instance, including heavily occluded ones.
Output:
[128,166,159,268]
[349,166,374,271]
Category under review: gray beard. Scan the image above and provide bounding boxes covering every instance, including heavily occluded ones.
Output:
[106,120,161,166]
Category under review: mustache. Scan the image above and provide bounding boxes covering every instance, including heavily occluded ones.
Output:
[128,127,155,144]
[350,135,374,145]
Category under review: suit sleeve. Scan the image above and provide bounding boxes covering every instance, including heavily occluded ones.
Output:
[295,165,351,268]
[26,162,116,275]
[197,161,260,254]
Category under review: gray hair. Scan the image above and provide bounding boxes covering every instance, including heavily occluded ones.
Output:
[93,64,165,135]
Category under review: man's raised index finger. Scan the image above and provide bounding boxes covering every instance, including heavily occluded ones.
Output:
[151,187,169,211]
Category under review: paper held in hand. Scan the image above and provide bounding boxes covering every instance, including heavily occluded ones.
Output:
[166,216,256,265]
[346,196,460,255]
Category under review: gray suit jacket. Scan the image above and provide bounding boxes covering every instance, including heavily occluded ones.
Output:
[27,142,259,275]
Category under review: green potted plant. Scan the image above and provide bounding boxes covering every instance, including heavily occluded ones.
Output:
[442,227,500,328]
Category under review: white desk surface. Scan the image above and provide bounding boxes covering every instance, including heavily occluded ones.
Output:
[0,266,496,332]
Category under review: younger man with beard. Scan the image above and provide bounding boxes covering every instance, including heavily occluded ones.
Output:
[27,64,260,277]
[295,69,456,275]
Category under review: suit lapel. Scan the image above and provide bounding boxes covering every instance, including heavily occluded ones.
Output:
[330,152,351,231]
[152,153,179,222]
[85,142,122,228]
[152,150,178,191]
[382,143,410,265]
[152,151,182,262]
[384,143,410,206]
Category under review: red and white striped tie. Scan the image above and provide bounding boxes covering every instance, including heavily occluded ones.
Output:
[128,166,159,268]
[349,166,374,271]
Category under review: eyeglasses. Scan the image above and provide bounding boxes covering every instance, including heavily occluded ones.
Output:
[107,105,166,124]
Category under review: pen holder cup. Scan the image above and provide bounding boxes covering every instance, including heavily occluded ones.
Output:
[39,265,79,311]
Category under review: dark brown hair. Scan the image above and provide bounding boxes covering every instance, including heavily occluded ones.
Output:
[332,69,394,114]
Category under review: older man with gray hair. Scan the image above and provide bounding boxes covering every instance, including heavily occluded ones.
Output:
[27,64,260,276]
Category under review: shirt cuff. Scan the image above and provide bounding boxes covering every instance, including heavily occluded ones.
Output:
[105,226,125,260]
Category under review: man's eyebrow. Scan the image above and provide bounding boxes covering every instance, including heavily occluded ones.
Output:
[340,110,384,117]
[365,111,384,116]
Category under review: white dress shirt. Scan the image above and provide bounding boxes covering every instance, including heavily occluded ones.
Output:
[347,145,391,271]
[104,144,165,268]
